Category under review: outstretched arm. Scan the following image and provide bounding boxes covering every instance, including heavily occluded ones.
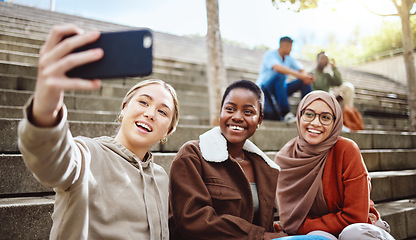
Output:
[33,24,103,127]
[18,24,104,190]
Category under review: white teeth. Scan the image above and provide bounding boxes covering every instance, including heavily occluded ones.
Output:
[308,129,321,134]
[229,125,244,131]
[136,122,152,132]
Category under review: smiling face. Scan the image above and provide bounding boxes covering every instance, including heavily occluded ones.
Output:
[219,88,263,147]
[115,83,174,158]
[299,99,334,145]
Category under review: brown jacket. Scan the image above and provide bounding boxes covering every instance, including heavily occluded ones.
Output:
[169,127,280,240]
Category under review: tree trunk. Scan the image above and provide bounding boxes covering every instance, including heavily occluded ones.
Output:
[396,0,416,131]
[206,0,227,126]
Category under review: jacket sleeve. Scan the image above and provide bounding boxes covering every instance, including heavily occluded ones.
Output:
[329,67,343,87]
[297,138,370,236]
[169,142,265,240]
[18,98,89,191]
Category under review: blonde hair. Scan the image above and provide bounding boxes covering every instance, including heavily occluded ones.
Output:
[120,79,180,135]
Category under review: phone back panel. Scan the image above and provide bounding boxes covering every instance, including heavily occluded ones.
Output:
[66,29,153,79]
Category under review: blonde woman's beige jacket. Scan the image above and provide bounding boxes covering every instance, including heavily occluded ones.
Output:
[18,99,169,240]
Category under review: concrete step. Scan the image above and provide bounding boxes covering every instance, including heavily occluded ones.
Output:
[364,124,408,132]
[0,73,36,90]
[0,12,122,36]
[0,196,54,240]
[369,170,416,202]
[356,88,407,102]
[362,149,416,172]
[0,40,40,54]
[0,16,54,35]
[0,61,37,76]
[375,198,416,240]
[0,49,38,65]
[0,30,45,46]
[0,154,51,195]
[342,72,408,96]
[364,117,408,131]
[355,97,408,113]
[0,105,119,122]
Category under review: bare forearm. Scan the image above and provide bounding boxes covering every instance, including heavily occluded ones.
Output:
[272,64,301,77]
[272,65,315,84]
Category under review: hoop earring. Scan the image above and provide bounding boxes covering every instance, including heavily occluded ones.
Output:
[118,115,123,122]
[160,136,168,144]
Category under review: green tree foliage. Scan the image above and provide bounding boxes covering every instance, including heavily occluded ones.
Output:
[360,18,416,61]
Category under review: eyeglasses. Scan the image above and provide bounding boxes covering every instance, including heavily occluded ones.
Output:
[301,109,335,125]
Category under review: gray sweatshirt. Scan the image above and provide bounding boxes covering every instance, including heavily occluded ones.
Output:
[18,100,169,240]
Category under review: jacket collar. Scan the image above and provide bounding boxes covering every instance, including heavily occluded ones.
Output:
[199,127,280,170]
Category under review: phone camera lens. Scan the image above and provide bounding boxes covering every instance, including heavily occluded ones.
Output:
[143,34,152,49]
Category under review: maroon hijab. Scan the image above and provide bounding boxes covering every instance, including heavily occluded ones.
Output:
[275,91,343,234]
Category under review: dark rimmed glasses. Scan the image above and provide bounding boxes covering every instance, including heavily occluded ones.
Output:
[301,109,335,125]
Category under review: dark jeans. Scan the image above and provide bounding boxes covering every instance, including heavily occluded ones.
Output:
[260,72,311,119]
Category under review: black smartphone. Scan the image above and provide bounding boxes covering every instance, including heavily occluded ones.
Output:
[66,29,153,79]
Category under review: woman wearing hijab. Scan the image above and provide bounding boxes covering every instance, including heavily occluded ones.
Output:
[274,91,394,240]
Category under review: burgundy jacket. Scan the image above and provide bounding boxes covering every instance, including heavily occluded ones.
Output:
[169,127,280,240]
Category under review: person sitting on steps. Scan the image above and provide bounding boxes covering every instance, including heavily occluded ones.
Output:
[256,36,315,124]
[312,52,363,131]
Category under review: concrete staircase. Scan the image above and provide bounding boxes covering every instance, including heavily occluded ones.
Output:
[0,2,415,239]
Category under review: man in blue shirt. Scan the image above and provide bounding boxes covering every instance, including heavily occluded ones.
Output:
[257,36,315,123]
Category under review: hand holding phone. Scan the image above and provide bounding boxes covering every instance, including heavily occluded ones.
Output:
[33,24,103,127]
[66,29,153,79]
